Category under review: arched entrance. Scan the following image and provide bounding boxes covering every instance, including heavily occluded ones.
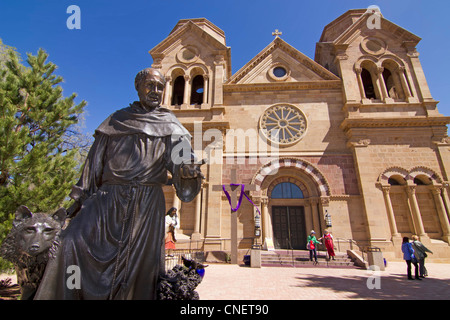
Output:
[270,181,307,249]
[251,158,332,250]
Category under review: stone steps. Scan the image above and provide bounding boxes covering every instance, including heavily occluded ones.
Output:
[261,250,361,268]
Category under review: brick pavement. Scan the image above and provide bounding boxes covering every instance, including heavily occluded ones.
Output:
[1,261,448,301]
[196,261,450,300]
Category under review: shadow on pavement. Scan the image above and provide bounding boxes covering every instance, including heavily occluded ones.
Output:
[294,272,450,300]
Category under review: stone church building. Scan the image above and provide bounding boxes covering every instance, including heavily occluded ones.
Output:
[150,9,450,261]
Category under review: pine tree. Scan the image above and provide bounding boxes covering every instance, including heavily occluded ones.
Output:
[0,43,87,253]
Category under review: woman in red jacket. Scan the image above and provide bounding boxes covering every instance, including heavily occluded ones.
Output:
[319,229,335,261]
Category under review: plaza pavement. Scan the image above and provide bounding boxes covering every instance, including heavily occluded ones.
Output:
[196,261,450,300]
[1,261,448,301]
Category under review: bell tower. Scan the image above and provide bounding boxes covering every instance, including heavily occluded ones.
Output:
[315,9,450,250]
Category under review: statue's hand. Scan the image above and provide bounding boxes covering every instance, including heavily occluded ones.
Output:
[180,160,205,179]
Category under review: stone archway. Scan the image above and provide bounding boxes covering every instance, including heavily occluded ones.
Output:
[251,158,332,248]
[252,158,331,197]
[377,166,450,243]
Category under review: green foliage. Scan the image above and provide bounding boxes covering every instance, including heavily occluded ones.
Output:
[0,40,87,263]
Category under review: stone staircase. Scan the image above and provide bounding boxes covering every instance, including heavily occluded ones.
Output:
[261,250,361,268]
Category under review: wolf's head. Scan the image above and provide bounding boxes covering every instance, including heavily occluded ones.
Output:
[0,206,66,263]
[13,206,66,257]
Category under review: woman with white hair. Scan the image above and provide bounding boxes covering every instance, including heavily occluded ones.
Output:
[411,235,433,278]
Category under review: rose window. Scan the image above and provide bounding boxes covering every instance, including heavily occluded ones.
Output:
[259,104,307,145]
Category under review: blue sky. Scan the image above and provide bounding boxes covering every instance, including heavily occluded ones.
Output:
[0,0,449,134]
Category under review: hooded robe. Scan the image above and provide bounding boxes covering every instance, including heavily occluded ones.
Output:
[35,102,201,300]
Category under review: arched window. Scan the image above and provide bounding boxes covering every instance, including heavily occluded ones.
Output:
[388,177,401,185]
[361,68,377,99]
[381,60,407,101]
[190,75,204,105]
[388,176,406,186]
[171,76,185,105]
[271,182,304,199]
[414,176,431,185]
[382,68,398,98]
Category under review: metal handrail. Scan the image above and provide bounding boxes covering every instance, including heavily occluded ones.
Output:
[334,238,369,262]
[285,238,295,267]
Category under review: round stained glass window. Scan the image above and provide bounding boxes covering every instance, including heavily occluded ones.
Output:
[273,67,287,78]
[259,104,307,145]
[268,64,289,81]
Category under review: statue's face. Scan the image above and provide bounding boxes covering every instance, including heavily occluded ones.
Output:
[137,71,165,110]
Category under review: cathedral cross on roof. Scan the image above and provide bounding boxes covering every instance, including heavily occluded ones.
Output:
[272,29,282,38]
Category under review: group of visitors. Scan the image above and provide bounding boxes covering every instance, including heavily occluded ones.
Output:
[307,229,335,265]
[167,210,434,280]
[402,235,433,280]
[307,230,434,280]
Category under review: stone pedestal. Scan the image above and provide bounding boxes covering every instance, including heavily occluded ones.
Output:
[250,249,261,268]
[367,248,385,271]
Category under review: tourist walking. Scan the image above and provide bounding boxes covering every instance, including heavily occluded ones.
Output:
[411,235,433,277]
[307,230,321,265]
[401,237,421,280]
[319,229,335,260]
[165,207,179,256]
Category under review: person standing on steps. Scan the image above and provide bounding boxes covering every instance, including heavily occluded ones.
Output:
[307,230,321,265]
[319,229,335,261]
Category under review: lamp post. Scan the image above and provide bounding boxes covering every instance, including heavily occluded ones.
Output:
[325,210,332,228]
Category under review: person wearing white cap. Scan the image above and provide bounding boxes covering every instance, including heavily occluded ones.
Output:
[307,230,321,265]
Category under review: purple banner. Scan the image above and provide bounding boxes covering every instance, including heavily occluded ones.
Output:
[222,184,261,215]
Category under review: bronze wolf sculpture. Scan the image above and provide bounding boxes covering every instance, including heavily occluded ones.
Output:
[0,206,66,300]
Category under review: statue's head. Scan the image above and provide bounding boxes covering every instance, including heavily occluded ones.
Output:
[135,68,166,110]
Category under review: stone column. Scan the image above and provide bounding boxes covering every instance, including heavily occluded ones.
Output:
[164,76,172,106]
[261,197,272,240]
[203,75,209,106]
[191,188,203,241]
[204,132,224,245]
[376,66,393,103]
[442,182,450,220]
[430,186,450,243]
[310,198,320,234]
[172,190,180,210]
[183,75,191,106]
[319,197,330,234]
[355,67,366,101]
[405,185,427,238]
[213,55,225,105]
[396,66,412,99]
[304,202,313,235]
[381,185,400,238]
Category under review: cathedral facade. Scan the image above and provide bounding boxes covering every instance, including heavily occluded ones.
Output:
[150,9,450,261]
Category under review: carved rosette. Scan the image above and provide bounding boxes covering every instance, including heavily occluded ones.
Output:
[259,104,307,146]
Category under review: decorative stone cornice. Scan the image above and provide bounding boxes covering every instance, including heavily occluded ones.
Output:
[180,121,230,133]
[224,80,341,93]
[432,136,450,146]
[340,116,450,131]
[346,139,371,148]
